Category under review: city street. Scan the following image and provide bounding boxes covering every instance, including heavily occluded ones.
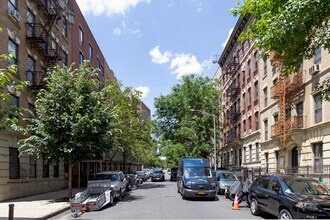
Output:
[51,175,274,219]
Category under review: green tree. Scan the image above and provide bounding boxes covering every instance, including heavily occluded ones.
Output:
[102,81,153,167]
[153,75,222,166]
[231,0,330,99]
[19,63,117,197]
[0,50,28,131]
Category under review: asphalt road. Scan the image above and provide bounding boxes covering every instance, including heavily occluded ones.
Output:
[51,176,275,219]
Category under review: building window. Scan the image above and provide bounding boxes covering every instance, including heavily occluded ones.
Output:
[286,108,291,119]
[8,39,18,66]
[43,162,49,178]
[62,51,68,67]
[272,66,276,76]
[243,93,246,109]
[264,87,268,107]
[8,0,17,11]
[264,119,268,141]
[248,116,252,130]
[296,102,303,116]
[248,60,251,77]
[9,147,20,179]
[255,112,259,130]
[62,16,68,37]
[243,120,246,133]
[249,145,252,162]
[314,94,322,123]
[79,26,84,45]
[254,81,258,101]
[254,51,258,69]
[313,143,323,173]
[100,64,104,78]
[242,42,245,56]
[255,143,259,161]
[248,88,251,105]
[273,78,278,86]
[314,47,321,64]
[27,10,35,36]
[89,44,93,60]
[53,163,59,177]
[27,56,36,85]
[79,51,84,65]
[274,113,279,124]
[263,58,267,76]
[29,155,36,178]
[8,95,19,118]
[244,147,246,162]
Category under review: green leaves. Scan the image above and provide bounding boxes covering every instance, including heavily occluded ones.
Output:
[154,75,222,166]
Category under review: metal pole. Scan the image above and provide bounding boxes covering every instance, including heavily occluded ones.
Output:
[8,204,14,220]
[213,114,216,171]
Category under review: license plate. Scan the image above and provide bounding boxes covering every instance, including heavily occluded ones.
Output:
[197,192,206,195]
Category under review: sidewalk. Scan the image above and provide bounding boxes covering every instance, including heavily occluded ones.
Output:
[0,188,82,220]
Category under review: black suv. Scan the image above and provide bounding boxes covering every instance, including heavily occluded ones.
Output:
[249,175,330,219]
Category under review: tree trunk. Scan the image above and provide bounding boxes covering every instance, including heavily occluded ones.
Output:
[68,158,73,198]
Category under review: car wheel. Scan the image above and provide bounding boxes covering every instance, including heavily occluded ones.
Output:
[279,209,292,219]
[181,192,186,200]
[250,198,260,216]
[110,192,114,205]
[118,190,122,201]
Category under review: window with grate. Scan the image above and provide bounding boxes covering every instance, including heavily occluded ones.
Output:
[43,162,49,178]
[53,163,59,177]
[313,143,323,173]
[29,155,36,178]
[9,147,20,179]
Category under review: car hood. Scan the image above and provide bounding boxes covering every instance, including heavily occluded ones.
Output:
[185,177,214,185]
[289,194,330,208]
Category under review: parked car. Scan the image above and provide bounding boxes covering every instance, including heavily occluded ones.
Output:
[136,171,147,182]
[216,170,239,194]
[143,168,151,179]
[177,158,217,200]
[170,166,178,181]
[94,171,128,200]
[151,169,165,182]
[249,175,330,219]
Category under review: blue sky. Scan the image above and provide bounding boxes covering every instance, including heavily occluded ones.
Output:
[76,0,239,116]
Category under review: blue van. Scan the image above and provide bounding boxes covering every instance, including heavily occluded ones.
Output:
[177,158,217,200]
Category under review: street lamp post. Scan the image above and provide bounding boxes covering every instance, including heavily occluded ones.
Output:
[191,109,217,171]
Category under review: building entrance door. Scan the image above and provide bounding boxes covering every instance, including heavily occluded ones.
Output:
[291,146,298,173]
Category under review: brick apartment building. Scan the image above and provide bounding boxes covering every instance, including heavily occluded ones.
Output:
[0,0,150,200]
[215,16,330,186]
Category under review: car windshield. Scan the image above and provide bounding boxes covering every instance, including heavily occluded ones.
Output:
[184,167,212,179]
[94,174,119,182]
[136,171,144,175]
[218,172,238,181]
[153,170,163,174]
[285,179,330,195]
[171,167,178,172]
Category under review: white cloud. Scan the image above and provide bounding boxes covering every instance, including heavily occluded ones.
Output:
[113,20,141,37]
[76,0,151,16]
[135,86,150,99]
[149,46,172,64]
[113,28,122,35]
[170,54,204,79]
[222,28,234,48]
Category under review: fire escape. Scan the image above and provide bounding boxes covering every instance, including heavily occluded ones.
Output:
[225,56,241,145]
[270,57,305,147]
[26,0,63,89]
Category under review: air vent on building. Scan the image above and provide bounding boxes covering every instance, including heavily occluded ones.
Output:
[309,64,320,75]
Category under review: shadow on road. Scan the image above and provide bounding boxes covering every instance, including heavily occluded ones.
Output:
[184,196,220,202]
[137,182,167,190]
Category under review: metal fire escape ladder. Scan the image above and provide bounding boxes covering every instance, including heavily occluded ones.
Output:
[279,77,286,147]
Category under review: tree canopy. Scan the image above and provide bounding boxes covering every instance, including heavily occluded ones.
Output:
[231,0,330,74]
[153,75,221,167]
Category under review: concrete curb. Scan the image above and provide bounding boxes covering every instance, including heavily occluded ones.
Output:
[41,205,70,220]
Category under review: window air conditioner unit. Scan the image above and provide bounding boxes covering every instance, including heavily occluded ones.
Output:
[309,64,320,75]
[8,9,21,22]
